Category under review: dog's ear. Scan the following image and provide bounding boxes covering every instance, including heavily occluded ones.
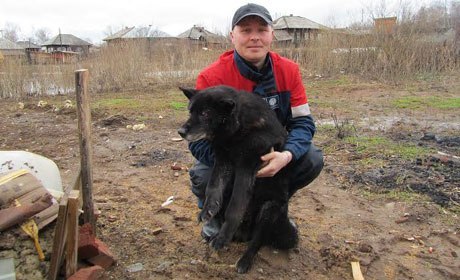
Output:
[219,98,236,113]
[179,87,197,100]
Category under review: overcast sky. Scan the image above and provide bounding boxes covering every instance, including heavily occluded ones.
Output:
[1,0,441,44]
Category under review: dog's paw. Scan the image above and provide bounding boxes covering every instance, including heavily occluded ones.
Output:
[210,235,228,250]
[200,200,221,222]
[236,255,253,274]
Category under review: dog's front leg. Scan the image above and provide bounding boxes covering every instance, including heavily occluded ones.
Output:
[211,166,256,250]
[200,159,232,223]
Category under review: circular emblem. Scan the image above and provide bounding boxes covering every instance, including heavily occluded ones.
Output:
[268,97,277,106]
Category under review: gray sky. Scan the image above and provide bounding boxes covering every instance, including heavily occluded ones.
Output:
[0,0,440,44]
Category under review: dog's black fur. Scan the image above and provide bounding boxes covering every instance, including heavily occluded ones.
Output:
[178,85,298,273]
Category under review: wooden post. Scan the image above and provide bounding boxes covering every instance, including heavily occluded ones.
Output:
[65,190,80,278]
[75,69,95,231]
[48,194,69,280]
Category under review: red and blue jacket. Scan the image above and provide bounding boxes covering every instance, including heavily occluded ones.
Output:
[189,50,316,166]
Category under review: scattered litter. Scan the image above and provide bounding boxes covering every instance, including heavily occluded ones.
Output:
[429,247,434,253]
[171,137,183,142]
[158,115,163,119]
[63,100,73,109]
[0,258,16,279]
[351,261,365,280]
[132,123,146,131]
[18,102,24,109]
[126,263,144,273]
[161,196,174,207]
[37,100,48,107]
[152,227,163,235]
[171,163,182,171]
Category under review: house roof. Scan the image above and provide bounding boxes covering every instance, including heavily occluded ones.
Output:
[273,15,329,30]
[16,41,41,49]
[0,38,23,50]
[273,30,293,41]
[177,26,228,44]
[42,34,92,46]
[103,26,171,41]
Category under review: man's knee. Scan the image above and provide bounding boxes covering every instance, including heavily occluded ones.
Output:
[289,144,324,194]
[189,161,212,202]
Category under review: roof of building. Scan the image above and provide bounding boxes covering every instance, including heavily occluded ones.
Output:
[0,38,23,50]
[42,34,92,46]
[273,29,293,41]
[273,15,329,30]
[103,26,171,41]
[16,41,41,49]
[177,26,228,44]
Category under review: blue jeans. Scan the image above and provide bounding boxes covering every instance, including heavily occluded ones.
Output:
[189,144,324,207]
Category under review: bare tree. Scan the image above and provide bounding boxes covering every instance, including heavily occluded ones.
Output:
[34,28,51,44]
[2,22,21,42]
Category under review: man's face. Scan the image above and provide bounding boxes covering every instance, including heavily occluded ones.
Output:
[230,16,274,68]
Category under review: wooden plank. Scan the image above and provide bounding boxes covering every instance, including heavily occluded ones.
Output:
[65,190,80,278]
[75,69,96,231]
[47,194,69,280]
[351,261,365,280]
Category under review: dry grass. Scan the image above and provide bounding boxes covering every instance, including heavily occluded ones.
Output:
[0,27,458,98]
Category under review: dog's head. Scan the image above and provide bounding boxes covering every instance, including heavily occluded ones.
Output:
[177,86,238,142]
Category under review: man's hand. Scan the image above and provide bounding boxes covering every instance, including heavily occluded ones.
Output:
[256,151,292,177]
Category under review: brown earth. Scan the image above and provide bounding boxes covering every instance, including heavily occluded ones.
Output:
[0,78,459,280]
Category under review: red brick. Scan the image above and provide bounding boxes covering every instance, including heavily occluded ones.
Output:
[67,265,104,280]
[86,238,116,269]
[78,224,98,260]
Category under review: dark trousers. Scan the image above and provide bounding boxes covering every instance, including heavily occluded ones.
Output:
[189,144,324,208]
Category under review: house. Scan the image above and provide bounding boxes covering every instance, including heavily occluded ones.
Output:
[273,30,294,47]
[374,17,397,35]
[16,41,42,52]
[177,25,229,48]
[103,26,173,45]
[16,41,42,64]
[42,34,92,55]
[0,38,25,60]
[273,15,329,46]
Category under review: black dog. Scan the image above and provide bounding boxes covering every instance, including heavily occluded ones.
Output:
[178,85,298,273]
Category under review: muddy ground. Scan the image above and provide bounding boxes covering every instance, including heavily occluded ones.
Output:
[0,76,459,279]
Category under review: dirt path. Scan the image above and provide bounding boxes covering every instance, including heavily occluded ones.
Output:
[0,83,458,279]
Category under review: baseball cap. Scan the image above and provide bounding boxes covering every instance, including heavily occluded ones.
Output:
[232,3,273,29]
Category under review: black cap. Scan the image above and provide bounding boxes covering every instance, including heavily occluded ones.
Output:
[232,3,273,29]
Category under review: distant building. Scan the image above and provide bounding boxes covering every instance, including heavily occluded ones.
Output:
[103,26,173,45]
[16,41,42,52]
[177,25,229,48]
[16,41,42,63]
[273,15,329,46]
[0,38,25,59]
[374,17,397,35]
[42,34,92,54]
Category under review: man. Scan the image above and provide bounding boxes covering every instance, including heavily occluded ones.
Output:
[188,3,324,239]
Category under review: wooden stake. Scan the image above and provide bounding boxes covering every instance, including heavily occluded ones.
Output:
[75,69,96,231]
[48,194,69,280]
[65,190,80,278]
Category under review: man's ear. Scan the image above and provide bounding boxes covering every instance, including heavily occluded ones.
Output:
[179,87,197,100]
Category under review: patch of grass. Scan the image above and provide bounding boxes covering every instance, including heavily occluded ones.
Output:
[93,97,143,110]
[345,136,433,160]
[170,101,187,110]
[392,96,460,109]
[360,189,429,203]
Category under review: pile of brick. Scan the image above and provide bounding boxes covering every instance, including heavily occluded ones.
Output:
[68,223,116,280]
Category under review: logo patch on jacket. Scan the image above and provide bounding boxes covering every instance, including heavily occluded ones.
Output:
[263,95,280,110]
